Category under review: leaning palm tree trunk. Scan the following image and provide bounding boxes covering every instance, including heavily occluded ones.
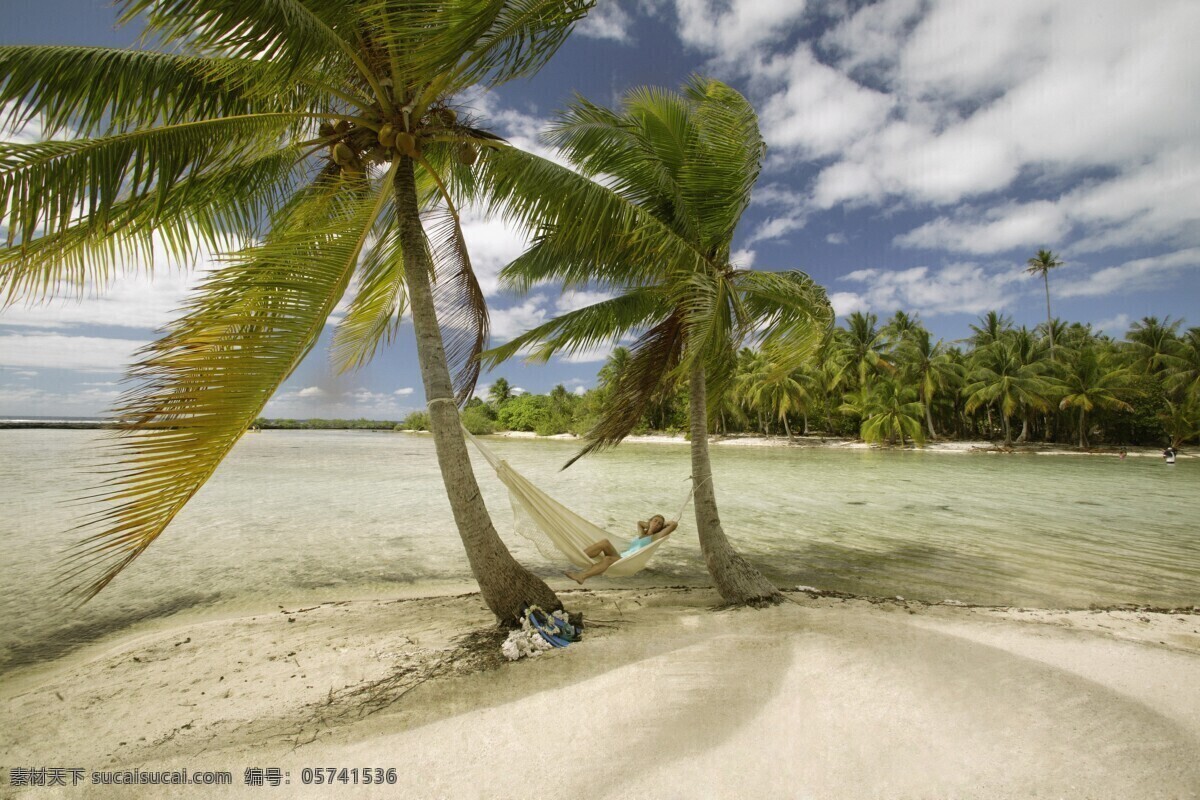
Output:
[689,361,783,606]
[394,160,558,620]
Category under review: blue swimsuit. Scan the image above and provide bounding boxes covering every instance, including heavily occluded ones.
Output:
[621,536,654,558]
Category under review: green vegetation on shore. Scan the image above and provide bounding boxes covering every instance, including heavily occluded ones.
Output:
[476,311,1199,450]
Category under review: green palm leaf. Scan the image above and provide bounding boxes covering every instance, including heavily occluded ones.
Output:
[0,46,333,138]
[1,113,306,246]
[63,165,396,601]
[2,148,306,302]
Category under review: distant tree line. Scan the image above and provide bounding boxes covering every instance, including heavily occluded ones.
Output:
[461,312,1199,450]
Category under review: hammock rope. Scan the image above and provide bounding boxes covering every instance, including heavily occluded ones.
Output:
[461,428,693,577]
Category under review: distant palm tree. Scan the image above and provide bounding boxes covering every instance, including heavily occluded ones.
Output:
[1126,316,1183,375]
[1159,398,1200,448]
[898,327,961,440]
[487,377,514,408]
[839,311,894,387]
[1166,327,1200,401]
[1026,249,1064,359]
[968,311,1014,349]
[0,0,589,617]
[480,78,832,606]
[858,379,925,447]
[1058,346,1132,448]
[963,339,1053,446]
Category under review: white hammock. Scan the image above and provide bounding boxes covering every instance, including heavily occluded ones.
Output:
[463,429,685,577]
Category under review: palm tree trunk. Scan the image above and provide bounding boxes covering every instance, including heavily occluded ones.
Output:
[1001,414,1012,446]
[783,415,792,440]
[688,360,782,606]
[1017,415,1029,443]
[1078,408,1088,449]
[394,158,559,622]
[1044,272,1055,362]
[802,412,809,436]
[924,400,938,440]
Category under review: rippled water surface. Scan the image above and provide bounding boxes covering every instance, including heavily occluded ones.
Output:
[2,429,1197,671]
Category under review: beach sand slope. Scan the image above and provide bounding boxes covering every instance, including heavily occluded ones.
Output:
[3,588,1199,799]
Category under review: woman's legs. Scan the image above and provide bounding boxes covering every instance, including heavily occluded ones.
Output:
[567,539,622,584]
[583,539,619,559]
[565,555,619,585]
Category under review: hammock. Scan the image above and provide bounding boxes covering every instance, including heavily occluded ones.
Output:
[463,429,689,577]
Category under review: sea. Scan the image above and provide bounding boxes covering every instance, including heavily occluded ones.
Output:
[1,428,1197,673]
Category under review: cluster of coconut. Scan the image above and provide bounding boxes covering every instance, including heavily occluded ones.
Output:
[319,104,478,176]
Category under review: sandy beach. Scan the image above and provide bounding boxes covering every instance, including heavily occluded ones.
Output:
[484,430,1189,459]
[3,587,1199,799]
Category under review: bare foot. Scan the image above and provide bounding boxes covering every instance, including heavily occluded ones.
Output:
[564,570,584,585]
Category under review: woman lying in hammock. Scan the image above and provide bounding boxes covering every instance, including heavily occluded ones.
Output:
[564,514,678,584]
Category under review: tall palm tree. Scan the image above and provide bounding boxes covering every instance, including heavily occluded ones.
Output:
[0,0,590,618]
[480,78,833,606]
[1025,249,1063,359]
[967,311,1014,349]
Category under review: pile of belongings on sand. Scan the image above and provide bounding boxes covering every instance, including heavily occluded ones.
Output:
[501,607,580,661]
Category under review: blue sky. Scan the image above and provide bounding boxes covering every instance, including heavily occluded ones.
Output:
[2,0,1199,418]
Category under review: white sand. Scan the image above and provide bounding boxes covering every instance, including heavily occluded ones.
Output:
[4,588,1199,798]
[484,430,1185,458]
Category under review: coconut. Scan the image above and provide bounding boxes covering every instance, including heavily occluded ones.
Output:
[333,120,351,135]
[435,107,458,128]
[457,143,478,166]
[318,122,336,138]
[378,123,396,148]
[333,142,355,166]
[395,132,419,157]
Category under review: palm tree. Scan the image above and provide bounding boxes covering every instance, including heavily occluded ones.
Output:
[839,311,894,387]
[0,0,590,618]
[967,311,1014,349]
[858,379,925,447]
[1126,316,1182,375]
[1058,346,1132,448]
[1025,249,1063,359]
[480,78,833,606]
[1165,327,1200,401]
[1159,398,1200,448]
[898,327,960,440]
[963,339,1052,446]
[487,376,514,408]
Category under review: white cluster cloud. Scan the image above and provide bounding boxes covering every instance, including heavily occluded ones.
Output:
[0,332,149,372]
[683,0,1200,272]
[576,0,635,43]
[833,262,1028,318]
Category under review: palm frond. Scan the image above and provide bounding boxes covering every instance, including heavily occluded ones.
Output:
[479,287,665,367]
[479,143,710,289]
[2,148,307,303]
[1,113,306,247]
[118,0,360,74]
[330,211,407,373]
[0,46,338,139]
[370,0,591,96]
[565,312,684,468]
[679,76,763,252]
[425,203,489,404]
[62,165,396,602]
[737,269,834,373]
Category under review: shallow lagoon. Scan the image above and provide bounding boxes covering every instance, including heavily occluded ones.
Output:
[1,429,1197,671]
